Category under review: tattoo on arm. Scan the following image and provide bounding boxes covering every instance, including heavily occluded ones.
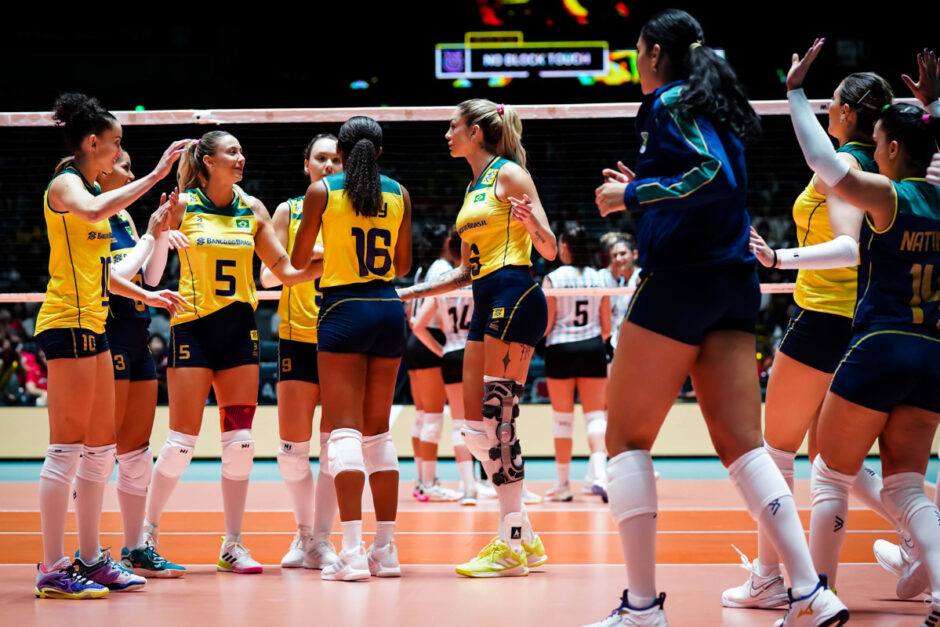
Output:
[403,266,471,298]
[271,254,286,270]
[533,232,545,243]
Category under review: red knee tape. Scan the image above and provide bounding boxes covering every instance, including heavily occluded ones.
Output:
[220,405,256,432]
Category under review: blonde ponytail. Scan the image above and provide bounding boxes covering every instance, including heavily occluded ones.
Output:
[456,99,527,169]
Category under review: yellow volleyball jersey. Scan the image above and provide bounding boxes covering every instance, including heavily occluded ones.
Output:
[36,166,113,335]
[455,157,532,280]
[792,142,875,318]
[320,173,404,288]
[173,188,258,325]
[277,197,323,343]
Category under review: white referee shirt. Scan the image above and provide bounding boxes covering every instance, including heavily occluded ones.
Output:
[437,290,473,354]
[410,258,452,329]
[600,268,641,350]
[545,265,607,346]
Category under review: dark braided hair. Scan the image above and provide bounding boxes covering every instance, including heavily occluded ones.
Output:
[52,93,117,172]
[338,116,383,217]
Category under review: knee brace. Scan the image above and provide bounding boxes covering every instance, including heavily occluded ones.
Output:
[411,410,424,439]
[882,472,935,531]
[728,447,791,519]
[420,412,443,444]
[584,410,607,438]
[76,444,116,482]
[327,428,365,476]
[116,447,153,496]
[607,450,657,523]
[480,377,525,486]
[221,429,254,481]
[363,432,398,475]
[154,430,197,479]
[318,432,331,478]
[277,440,311,483]
[40,443,83,484]
[451,420,466,449]
[552,411,574,439]
[220,404,256,432]
[810,455,855,509]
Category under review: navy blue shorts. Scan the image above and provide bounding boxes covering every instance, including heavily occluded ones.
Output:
[36,328,109,360]
[544,336,607,379]
[441,349,465,385]
[829,326,940,413]
[404,328,446,370]
[106,319,157,381]
[170,302,260,370]
[625,264,760,345]
[278,339,319,384]
[468,266,548,347]
[777,305,853,374]
[317,280,406,357]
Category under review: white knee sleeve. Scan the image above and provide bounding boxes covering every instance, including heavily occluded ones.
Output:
[363,432,398,474]
[420,412,443,444]
[584,410,607,438]
[451,420,466,448]
[411,410,424,439]
[76,444,116,482]
[810,455,855,508]
[607,450,657,523]
[116,447,153,496]
[882,472,935,531]
[764,440,796,481]
[327,428,365,476]
[40,443,83,484]
[277,440,311,483]
[728,447,791,519]
[318,432,331,478]
[154,430,198,479]
[461,421,500,478]
[552,410,574,439]
[221,429,254,481]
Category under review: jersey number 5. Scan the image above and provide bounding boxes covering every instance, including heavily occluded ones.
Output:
[215,259,237,297]
[351,227,392,277]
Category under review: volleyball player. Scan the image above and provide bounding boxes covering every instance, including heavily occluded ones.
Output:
[542,225,611,502]
[145,130,315,575]
[34,93,188,599]
[598,234,640,364]
[588,11,846,625]
[399,99,556,577]
[96,151,188,578]
[291,116,411,581]
[259,133,339,569]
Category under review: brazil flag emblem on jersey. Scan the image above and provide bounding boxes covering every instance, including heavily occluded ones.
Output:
[236,219,250,229]
[474,193,486,203]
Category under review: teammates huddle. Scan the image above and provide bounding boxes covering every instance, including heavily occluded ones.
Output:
[27,7,940,627]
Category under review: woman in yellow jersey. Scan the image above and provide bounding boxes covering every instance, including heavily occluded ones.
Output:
[258,134,340,569]
[34,93,188,600]
[724,72,896,607]
[399,99,557,578]
[145,130,316,575]
[291,116,412,582]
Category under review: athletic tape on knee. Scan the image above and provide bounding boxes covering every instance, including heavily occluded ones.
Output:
[584,410,607,438]
[451,420,466,449]
[221,429,254,481]
[40,443,83,484]
[327,428,365,476]
[552,411,574,439]
[277,440,311,483]
[219,404,256,432]
[116,447,153,496]
[154,430,197,479]
[607,450,657,523]
[810,455,855,508]
[882,472,936,530]
[411,410,424,439]
[318,432,331,478]
[480,378,525,485]
[763,440,796,482]
[420,412,443,444]
[76,444,116,482]
[363,432,398,475]
[728,447,791,517]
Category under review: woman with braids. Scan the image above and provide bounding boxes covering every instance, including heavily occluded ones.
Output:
[589,11,846,626]
[144,130,314,575]
[291,116,412,581]
[259,133,340,570]
[34,93,188,599]
[398,99,556,578]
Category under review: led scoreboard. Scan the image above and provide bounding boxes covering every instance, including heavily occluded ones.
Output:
[436,32,609,79]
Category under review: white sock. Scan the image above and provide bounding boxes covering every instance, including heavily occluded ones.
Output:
[556,462,570,486]
[375,521,395,547]
[341,520,362,552]
[589,452,607,484]
[808,455,854,591]
[117,489,147,550]
[499,511,524,551]
[221,477,249,539]
[758,441,795,572]
[851,465,894,524]
[314,433,338,541]
[38,475,72,567]
[421,460,437,484]
[882,472,940,600]
[280,445,315,530]
[608,450,658,608]
[496,479,523,519]
[457,460,475,492]
[147,468,180,527]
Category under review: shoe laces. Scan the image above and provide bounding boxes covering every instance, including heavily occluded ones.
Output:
[67,562,95,587]
[730,544,767,579]
[141,545,168,567]
[476,539,505,561]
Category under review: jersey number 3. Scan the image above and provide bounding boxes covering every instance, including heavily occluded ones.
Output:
[351,227,392,277]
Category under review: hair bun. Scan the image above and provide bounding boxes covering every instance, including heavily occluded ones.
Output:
[52,93,103,126]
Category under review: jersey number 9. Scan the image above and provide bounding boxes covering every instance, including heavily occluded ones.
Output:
[351,227,392,277]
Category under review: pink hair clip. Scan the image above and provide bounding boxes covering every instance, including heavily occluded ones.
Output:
[923,113,932,124]
[496,104,505,117]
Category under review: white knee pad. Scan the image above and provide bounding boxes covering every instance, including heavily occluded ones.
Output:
[607,450,657,523]
[810,455,855,508]
[277,440,311,483]
[882,471,935,531]
[451,420,466,449]
[363,432,398,475]
[76,444,116,482]
[728,447,791,518]
[764,440,796,482]
[327,428,365,476]
[552,411,574,439]
[420,412,443,444]
[221,429,254,481]
[40,443,83,484]
[411,410,424,439]
[116,447,153,496]
[461,422,500,479]
[584,410,607,438]
[318,432,331,478]
[154,430,198,480]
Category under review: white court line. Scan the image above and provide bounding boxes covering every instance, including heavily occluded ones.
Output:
[0,506,899,514]
[0,529,895,536]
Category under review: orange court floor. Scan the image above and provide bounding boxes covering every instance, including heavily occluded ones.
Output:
[0,477,933,626]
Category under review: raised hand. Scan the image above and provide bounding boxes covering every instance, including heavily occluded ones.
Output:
[748,226,776,268]
[787,38,825,91]
[508,193,537,229]
[927,153,940,188]
[152,139,192,180]
[902,48,940,106]
[595,181,627,217]
[166,230,190,250]
[601,161,635,184]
